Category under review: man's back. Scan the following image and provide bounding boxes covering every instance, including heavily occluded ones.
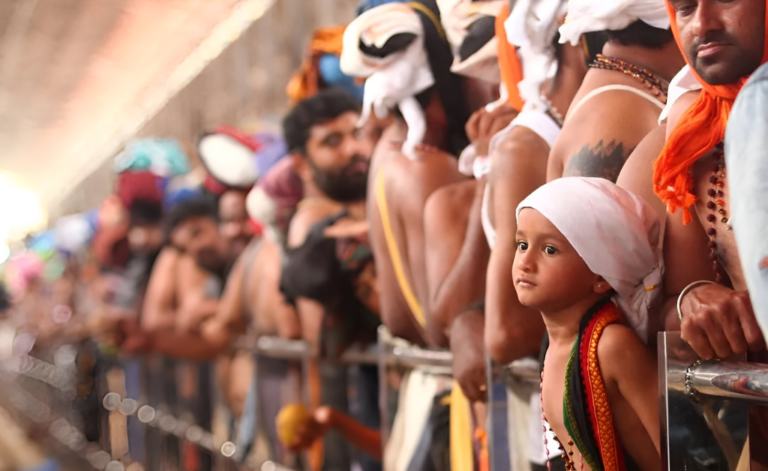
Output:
[548,65,668,182]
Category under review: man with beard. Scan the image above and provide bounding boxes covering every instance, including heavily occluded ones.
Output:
[127,196,233,359]
[618,0,767,361]
[279,88,382,471]
[219,189,257,266]
[280,88,380,353]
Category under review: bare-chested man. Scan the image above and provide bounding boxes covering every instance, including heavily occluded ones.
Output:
[277,88,386,471]
[342,2,482,347]
[619,0,767,359]
[547,3,685,183]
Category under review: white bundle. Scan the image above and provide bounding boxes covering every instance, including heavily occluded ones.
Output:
[559,0,669,46]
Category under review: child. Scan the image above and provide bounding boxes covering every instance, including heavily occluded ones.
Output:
[513,177,662,471]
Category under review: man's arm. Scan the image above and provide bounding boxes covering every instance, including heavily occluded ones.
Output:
[197,251,255,348]
[485,129,548,363]
[141,247,180,333]
[252,238,302,339]
[423,179,488,348]
[174,254,220,332]
[288,407,381,461]
[285,203,343,352]
[616,124,668,218]
[450,308,488,402]
[122,320,229,361]
[659,91,765,358]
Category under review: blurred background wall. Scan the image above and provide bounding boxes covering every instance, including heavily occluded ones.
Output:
[0,0,358,225]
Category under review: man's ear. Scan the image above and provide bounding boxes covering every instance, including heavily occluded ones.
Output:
[291,152,313,183]
[593,276,613,295]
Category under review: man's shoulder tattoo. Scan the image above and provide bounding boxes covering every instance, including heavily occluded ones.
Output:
[563,140,634,183]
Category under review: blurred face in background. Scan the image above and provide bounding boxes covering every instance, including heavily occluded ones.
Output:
[127,222,163,256]
[127,200,164,256]
[170,215,227,275]
[297,111,373,203]
[218,189,254,261]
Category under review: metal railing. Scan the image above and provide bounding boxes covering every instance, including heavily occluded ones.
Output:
[5,328,768,471]
[659,332,768,471]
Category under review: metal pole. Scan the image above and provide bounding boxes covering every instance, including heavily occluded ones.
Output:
[686,360,768,405]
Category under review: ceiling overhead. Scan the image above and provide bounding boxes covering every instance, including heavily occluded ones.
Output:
[0,0,273,214]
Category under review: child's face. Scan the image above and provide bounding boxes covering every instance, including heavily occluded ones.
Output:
[513,208,607,313]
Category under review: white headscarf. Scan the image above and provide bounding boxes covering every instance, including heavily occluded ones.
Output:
[505,0,568,108]
[341,3,434,158]
[558,0,669,46]
[437,0,506,83]
[516,177,663,341]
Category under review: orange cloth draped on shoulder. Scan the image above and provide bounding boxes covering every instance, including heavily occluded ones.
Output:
[286,26,347,103]
[495,2,524,111]
[652,1,768,224]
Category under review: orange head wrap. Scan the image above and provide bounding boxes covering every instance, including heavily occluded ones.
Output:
[496,2,525,110]
[286,26,346,103]
[652,1,768,224]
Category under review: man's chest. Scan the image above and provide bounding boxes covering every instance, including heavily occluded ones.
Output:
[691,146,746,289]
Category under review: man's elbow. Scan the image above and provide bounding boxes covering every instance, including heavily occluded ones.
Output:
[486,325,542,365]
[140,310,166,335]
[486,328,517,364]
[424,308,450,349]
[278,317,302,340]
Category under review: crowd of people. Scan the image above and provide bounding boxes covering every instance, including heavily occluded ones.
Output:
[3,0,768,470]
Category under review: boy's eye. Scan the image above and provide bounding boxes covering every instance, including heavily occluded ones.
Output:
[517,241,528,252]
[544,246,557,255]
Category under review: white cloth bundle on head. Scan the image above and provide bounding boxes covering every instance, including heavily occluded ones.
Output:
[436,0,505,83]
[516,177,664,341]
[505,0,567,108]
[341,3,434,159]
[558,0,669,46]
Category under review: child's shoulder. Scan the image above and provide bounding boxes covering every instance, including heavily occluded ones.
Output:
[596,323,648,377]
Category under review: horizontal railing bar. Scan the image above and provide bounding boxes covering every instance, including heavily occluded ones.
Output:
[687,360,768,405]
[244,336,539,379]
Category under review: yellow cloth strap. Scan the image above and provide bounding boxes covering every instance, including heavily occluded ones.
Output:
[408,2,448,43]
[376,170,426,327]
[450,383,475,471]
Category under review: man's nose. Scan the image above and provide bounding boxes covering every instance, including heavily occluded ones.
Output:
[690,1,725,40]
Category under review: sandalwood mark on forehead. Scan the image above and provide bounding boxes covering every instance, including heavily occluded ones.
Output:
[563,140,635,183]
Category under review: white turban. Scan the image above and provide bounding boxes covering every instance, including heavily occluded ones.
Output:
[436,0,505,83]
[558,0,670,46]
[516,177,664,341]
[341,3,434,159]
[506,0,568,107]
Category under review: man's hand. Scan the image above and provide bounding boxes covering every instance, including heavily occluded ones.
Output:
[118,320,154,353]
[680,284,766,359]
[287,406,333,452]
[465,104,518,156]
[450,309,487,403]
[176,298,217,333]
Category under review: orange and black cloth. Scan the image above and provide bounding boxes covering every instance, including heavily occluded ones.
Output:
[542,298,641,471]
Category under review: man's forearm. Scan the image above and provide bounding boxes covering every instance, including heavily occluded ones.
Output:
[150,330,228,361]
[328,409,382,461]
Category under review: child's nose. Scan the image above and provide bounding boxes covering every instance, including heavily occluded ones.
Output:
[514,250,532,272]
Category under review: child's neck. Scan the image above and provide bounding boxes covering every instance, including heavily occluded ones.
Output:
[541,293,608,345]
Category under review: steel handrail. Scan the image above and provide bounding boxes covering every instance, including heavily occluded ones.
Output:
[686,359,768,405]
